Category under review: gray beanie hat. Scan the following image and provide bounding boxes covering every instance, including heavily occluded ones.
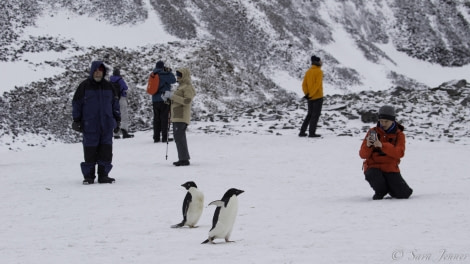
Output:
[378,105,396,121]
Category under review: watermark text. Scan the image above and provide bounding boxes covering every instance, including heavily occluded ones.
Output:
[392,249,468,263]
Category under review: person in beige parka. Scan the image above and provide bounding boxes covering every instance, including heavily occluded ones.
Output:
[170,68,196,166]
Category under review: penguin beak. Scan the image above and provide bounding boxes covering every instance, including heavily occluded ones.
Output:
[237,190,244,195]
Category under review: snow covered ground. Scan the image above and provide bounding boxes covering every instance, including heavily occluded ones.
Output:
[1,4,470,263]
[1,132,469,264]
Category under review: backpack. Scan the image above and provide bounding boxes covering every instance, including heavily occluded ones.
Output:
[146,72,160,95]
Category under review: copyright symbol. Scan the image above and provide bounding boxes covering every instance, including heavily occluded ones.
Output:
[392,250,404,261]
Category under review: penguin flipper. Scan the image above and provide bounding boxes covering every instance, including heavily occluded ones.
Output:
[208,200,225,207]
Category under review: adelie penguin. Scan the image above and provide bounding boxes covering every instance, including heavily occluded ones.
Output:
[171,181,204,228]
[202,188,244,244]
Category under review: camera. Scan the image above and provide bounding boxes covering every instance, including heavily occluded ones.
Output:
[369,130,377,142]
[369,130,386,156]
[164,67,172,72]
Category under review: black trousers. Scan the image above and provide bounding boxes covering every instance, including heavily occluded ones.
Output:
[300,98,323,135]
[80,144,113,178]
[153,101,170,141]
[365,168,413,199]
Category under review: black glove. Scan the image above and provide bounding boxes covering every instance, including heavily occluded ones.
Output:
[164,67,172,72]
[303,94,309,100]
[72,121,82,132]
[114,121,121,134]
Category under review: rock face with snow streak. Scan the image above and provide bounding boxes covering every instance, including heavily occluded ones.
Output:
[1,0,470,148]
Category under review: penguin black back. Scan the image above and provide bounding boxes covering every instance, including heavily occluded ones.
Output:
[172,181,204,228]
[210,188,244,231]
[202,188,244,243]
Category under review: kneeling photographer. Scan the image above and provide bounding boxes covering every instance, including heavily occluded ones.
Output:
[359,105,413,200]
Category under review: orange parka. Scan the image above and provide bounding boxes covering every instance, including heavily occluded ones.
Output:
[359,122,405,173]
[302,65,323,100]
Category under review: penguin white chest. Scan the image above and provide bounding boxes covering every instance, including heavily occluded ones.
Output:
[186,188,204,226]
[210,196,239,239]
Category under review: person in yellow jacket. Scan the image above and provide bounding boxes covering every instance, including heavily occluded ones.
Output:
[299,55,324,137]
[170,68,196,166]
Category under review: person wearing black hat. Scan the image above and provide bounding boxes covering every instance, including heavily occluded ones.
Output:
[359,105,413,200]
[110,67,134,139]
[299,55,324,138]
[151,60,176,143]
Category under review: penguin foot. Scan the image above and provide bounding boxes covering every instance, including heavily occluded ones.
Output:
[202,238,215,244]
[171,223,184,228]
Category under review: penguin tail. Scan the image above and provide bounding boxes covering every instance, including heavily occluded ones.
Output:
[201,239,210,244]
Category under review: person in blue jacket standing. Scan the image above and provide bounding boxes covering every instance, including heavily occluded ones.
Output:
[72,61,121,184]
[110,67,134,139]
[152,60,176,143]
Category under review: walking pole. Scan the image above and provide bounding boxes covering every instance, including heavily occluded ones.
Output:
[165,101,171,160]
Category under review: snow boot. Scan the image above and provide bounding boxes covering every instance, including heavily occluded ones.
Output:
[97,165,115,184]
[98,176,115,184]
[83,167,96,185]
[308,134,322,138]
[122,129,134,139]
[173,160,190,166]
[372,193,386,200]
[83,177,96,185]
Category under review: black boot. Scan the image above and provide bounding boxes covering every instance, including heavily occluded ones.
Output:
[114,129,121,139]
[173,160,190,166]
[98,176,115,184]
[98,165,115,184]
[83,167,96,185]
[122,129,134,139]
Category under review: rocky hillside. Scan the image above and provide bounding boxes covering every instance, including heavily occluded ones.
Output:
[1,0,470,149]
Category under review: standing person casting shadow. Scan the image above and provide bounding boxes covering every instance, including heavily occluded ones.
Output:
[151,60,176,143]
[110,67,134,139]
[170,68,196,167]
[299,55,324,138]
[72,61,121,184]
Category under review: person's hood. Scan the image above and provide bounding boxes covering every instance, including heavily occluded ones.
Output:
[89,61,107,80]
[152,67,163,74]
[177,68,191,84]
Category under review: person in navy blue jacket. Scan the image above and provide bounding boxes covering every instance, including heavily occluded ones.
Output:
[110,67,134,139]
[152,60,176,143]
[72,61,121,184]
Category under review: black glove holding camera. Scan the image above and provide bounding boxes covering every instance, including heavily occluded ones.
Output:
[72,120,82,132]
